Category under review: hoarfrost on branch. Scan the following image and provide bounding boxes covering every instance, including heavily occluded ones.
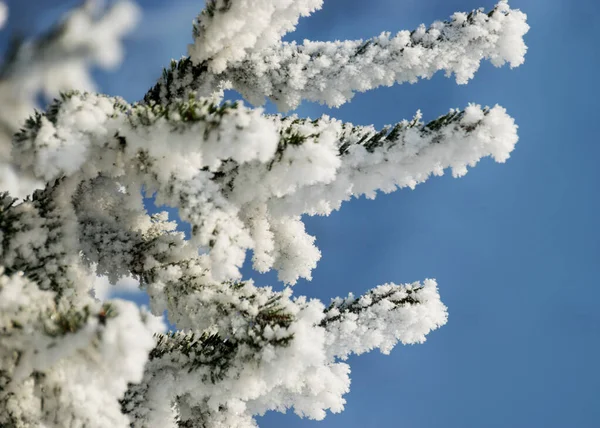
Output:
[0,1,528,426]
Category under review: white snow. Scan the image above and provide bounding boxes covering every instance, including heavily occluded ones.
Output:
[0,1,528,426]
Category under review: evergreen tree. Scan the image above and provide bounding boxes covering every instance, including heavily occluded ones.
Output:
[0,1,528,426]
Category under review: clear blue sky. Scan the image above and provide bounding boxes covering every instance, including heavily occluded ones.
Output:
[4,0,600,427]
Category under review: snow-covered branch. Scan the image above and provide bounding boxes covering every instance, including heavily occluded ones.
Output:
[231,0,529,110]
[0,0,139,197]
[0,1,139,99]
[263,103,519,218]
[0,254,161,428]
[121,274,445,427]
[322,279,447,360]
[148,1,528,111]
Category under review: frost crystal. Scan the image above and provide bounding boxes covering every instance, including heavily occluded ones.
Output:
[0,1,528,426]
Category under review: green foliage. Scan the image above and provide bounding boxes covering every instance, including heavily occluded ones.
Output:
[144,58,209,105]
[320,285,424,327]
[131,94,239,139]
[200,0,233,20]
[0,181,77,299]
[150,330,236,383]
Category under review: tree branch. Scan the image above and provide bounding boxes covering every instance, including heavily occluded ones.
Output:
[148,1,528,111]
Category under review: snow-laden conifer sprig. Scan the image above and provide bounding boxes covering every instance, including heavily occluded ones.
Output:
[230,0,529,110]
[0,1,139,97]
[0,267,162,428]
[0,1,139,197]
[119,276,445,426]
[13,91,277,183]
[0,179,165,423]
[261,104,518,218]
[143,57,210,105]
[0,181,85,298]
[322,279,447,360]
[215,104,518,231]
[149,1,528,110]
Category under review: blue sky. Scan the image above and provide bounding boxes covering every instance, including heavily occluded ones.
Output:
[4,0,600,427]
